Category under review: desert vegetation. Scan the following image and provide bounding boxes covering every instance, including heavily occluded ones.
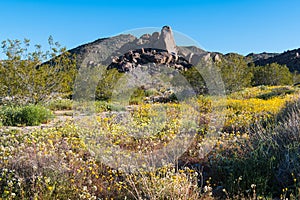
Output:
[0,38,300,199]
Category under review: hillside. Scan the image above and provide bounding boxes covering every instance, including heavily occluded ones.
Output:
[253,48,300,72]
[246,52,279,62]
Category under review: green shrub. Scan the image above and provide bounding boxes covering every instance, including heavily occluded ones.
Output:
[46,99,73,110]
[251,63,293,86]
[95,101,126,112]
[0,105,53,126]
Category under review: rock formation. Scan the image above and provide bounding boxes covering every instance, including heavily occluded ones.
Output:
[107,48,192,72]
[155,25,177,54]
[103,26,214,67]
[106,26,194,72]
[57,25,218,70]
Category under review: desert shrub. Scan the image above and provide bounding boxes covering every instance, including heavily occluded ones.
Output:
[273,97,300,191]
[96,68,123,101]
[46,99,73,110]
[209,132,278,198]
[124,166,201,199]
[251,63,293,86]
[217,53,253,93]
[181,66,207,95]
[129,88,147,104]
[0,106,23,126]
[0,104,53,126]
[95,101,126,112]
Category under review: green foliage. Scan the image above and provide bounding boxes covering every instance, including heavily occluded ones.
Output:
[292,71,300,85]
[46,99,73,110]
[0,105,53,126]
[95,101,126,112]
[0,37,77,105]
[181,66,207,94]
[96,68,123,101]
[217,53,253,93]
[251,63,293,86]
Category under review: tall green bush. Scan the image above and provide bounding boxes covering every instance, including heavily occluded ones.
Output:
[217,53,253,93]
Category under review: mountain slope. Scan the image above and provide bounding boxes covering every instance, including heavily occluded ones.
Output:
[253,48,300,72]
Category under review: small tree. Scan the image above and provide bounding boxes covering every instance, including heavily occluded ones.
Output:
[95,68,123,101]
[0,37,77,104]
[217,53,253,93]
[181,66,207,95]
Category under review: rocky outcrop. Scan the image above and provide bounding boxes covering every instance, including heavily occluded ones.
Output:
[155,25,177,54]
[103,26,181,65]
[107,48,192,72]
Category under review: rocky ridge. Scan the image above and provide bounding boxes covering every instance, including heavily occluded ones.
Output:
[62,25,299,73]
[66,26,217,70]
[253,48,300,72]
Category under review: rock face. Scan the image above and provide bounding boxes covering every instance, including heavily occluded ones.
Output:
[155,26,177,54]
[103,26,181,65]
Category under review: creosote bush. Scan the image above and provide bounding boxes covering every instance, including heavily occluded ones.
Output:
[0,105,53,126]
[46,99,73,111]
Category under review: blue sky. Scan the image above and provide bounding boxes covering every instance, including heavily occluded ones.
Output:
[0,0,300,55]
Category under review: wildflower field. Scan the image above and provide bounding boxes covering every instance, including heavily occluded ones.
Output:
[0,86,300,199]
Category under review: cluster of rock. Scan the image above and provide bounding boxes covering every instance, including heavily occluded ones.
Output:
[107,48,192,72]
